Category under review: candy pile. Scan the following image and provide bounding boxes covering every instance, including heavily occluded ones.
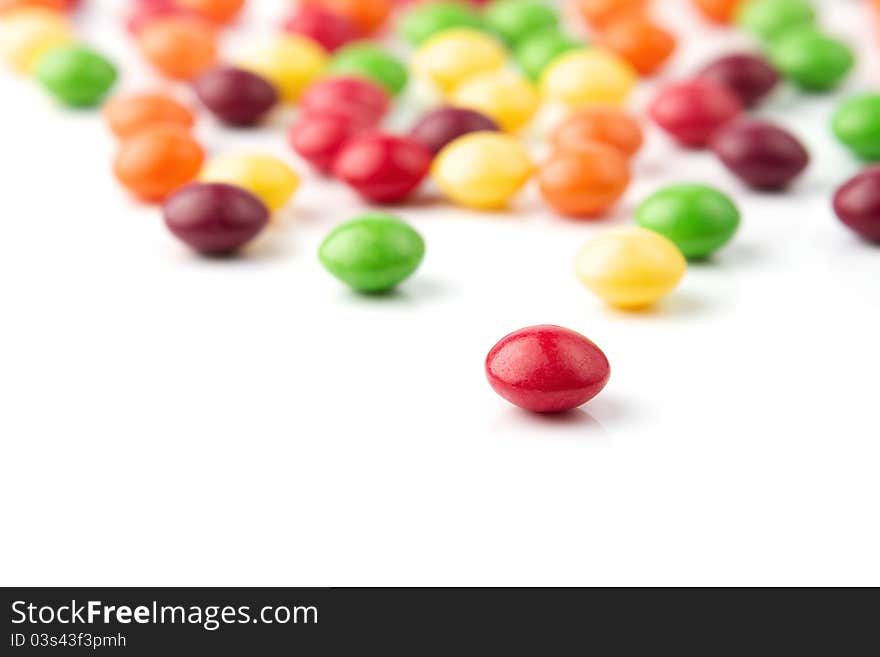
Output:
[1,0,878,416]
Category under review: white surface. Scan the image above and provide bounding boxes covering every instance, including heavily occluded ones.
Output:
[1,0,879,587]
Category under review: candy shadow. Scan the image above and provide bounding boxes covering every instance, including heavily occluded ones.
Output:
[493,406,608,440]
[604,290,712,319]
[342,276,453,305]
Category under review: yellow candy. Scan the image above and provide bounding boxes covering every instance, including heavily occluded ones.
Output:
[411,28,506,95]
[0,8,72,73]
[237,35,327,102]
[574,227,686,309]
[432,132,534,210]
[451,70,539,133]
[541,47,637,107]
[200,154,300,212]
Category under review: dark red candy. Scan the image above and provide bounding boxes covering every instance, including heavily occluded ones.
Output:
[649,80,743,148]
[289,110,370,174]
[485,325,611,414]
[833,167,880,242]
[299,76,390,124]
[409,106,500,155]
[162,183,270,255]
[334,134,433,203]
[711,119,809,189]
[193,66,279,126]
[282,6,361,52]
[697,53,780,107]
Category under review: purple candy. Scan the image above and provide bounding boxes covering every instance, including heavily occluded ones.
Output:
[163,183,270,255]
[409,106,500,155]
[711,119,809,190]
[697,53,780,108]
[833,166,880,243]
[193,66,279,126]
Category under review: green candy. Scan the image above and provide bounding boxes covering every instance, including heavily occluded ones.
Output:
[832,94,880,161]
[319,213,426,293]
[34,44,117,108]
[515,29,582,81]
[484,0,558,47]
[400,1,483,46]
[329,44,408,96]
[635,184,740,260]
[769,27,853,92]
[736,0,815,42]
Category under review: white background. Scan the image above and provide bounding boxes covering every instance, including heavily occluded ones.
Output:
[1,0,878,586]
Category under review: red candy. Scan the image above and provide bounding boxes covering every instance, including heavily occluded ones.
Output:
[289,111,369,174]
[711,119,809,190]
[299,76,390,124]
[485,325,611,413]
[833,167,880,242]
[334,134,433,203]
[282,6,361,52]
[697,53,780,107]
[649,79,743,148]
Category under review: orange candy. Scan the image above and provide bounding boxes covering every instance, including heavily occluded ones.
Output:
[0,0,76,12]
[691,0,743,23]
[539,142,630,218]
[137,17,217,80]
[175,0,244,24]
[113,125,205,202]
[549,107,643,159]
[598,14,675,75]
[302,0,392,34]
[574,0,649,28]
[103,92,195,140]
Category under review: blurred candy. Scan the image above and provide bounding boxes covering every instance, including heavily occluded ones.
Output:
[409,106,500,155]
[573,0,648,27]
[299,75,390,123]
[696,52,779,107]
[137,16,217,80]
[237,35,328,102]
[34,44,117,107]
[691,0,743,23]
[575,227,687,309]
[399,1,483,46]
[289,110,370,174]
[833,167,880,242]
[328,43,408,95]
[711,119,809,189]
[200,154,300,211]
[334,134,433,203]
[451,70,539,133]
[832,94,880,161]
[769,26,853,92]
[319,212,426,293]
[411,27,506,94]
[736,0,814,42]
[301,0,392,35]
[549,107,643,158]
[194,66,279,126]
[634,184,740,259]
[162,182,270,255]
[649,80,743,147]
[432,132,533,210]
[113,125,205,202]
[281,5,360,52]
[539,142,630,218]
[514,29,581,81]
[540,48,637,107]
[103,91,195,139]
[484,0,558,46]
[175,0,244,24]
[598,14,676,76]
[0,7,72,72]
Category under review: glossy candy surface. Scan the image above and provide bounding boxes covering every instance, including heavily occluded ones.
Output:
[34,43,116,107]
[288,110,369,174]
[769,27,853,92]
[200,154,300,211]
[696,53,779,107]
[319,212,425,292]
[411,27,506,94]
[634,184,740,259]
[514,29,581,81]
[831,94,880,161]
[711,119,809,189]
[575,227,687,308]
[484,0,558,46]
[299,76,390,123]
[432,132,533,210]
[736,0,814,42]
[103,92,194,139]
[598,14,676,76]
[649,80,742,147]
[113,125,205,202]
[137,16,217,80]
[194,66,278,126]
[539,142,630,218]
[540,48,637,107]
[409,106,499,155]
[238,35,327,102]
[282,5,360,53]
[334,134,433,203]
[400,1,483,46]
[162,182,270,255]
[549,107,643,158]
[833,167,880,242]
[451,70,539,133]
[485,325,611,413]
[328,43,408,96]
